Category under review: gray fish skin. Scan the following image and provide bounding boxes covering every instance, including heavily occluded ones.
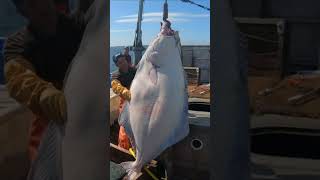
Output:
[27,0,108,180]
[27,121,64,180]
[211,0,250,180]
[62,0,108,179]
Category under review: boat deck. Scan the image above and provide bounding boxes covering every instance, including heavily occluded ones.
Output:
[110,161,126,180]
[188,84,210,100]
[0,85,32,180]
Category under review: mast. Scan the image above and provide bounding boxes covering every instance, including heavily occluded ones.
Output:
[133,0,145,65]
[163,0,168,21]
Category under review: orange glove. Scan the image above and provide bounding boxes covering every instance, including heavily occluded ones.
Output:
[111,80,131,101]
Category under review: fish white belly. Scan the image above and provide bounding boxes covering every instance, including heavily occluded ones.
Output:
[119,32,189,179]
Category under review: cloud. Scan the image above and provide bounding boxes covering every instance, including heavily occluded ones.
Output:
[114,12,209,23]
[115,18,139,23]
[110,29,134,32]
[115,17,190,23]
[121,12,209,18]
[121,12,160,18]
[167,18,190,22]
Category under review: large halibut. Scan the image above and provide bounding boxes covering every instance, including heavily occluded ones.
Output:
[119,30,189,179]
[27,0,108,179]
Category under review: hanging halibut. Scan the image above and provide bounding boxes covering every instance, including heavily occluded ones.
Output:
[119,25,189,179]
[27,0,108,179]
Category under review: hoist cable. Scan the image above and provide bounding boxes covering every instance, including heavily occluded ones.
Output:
[180,0,210,11]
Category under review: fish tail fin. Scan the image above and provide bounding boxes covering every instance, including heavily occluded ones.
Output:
[120,161,142,180]
[149,66,158,85]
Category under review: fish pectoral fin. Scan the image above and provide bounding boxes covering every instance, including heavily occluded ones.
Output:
[147,51,160,85]
[149,67,158,85]
[148,51,160,67]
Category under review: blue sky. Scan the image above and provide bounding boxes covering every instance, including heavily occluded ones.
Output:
[110,0,210,46]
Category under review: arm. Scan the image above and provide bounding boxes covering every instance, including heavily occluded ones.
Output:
[111,73,131,101]
[70,0,95,15]
[128,55,132,65]
[69,0,95,30]
[3,34,67,123]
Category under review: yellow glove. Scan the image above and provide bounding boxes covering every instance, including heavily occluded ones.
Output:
[39,87,67,125]
[5,58,50,113]
[111,80,131,101]
[4,57,66,124]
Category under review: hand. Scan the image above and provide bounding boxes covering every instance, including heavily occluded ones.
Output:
[111,80,131,101]
[122,88,131,101]
[39,87,67,125]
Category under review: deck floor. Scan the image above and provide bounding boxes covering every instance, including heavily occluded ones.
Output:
[110,161,126,180]
[188,84,210,100]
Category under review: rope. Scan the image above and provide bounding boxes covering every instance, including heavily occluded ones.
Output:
[180,0,210,11]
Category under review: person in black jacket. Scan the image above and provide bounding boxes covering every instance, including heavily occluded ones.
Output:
[111,53,136,150]
[3,0,91,162]
[123,46,133,67]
